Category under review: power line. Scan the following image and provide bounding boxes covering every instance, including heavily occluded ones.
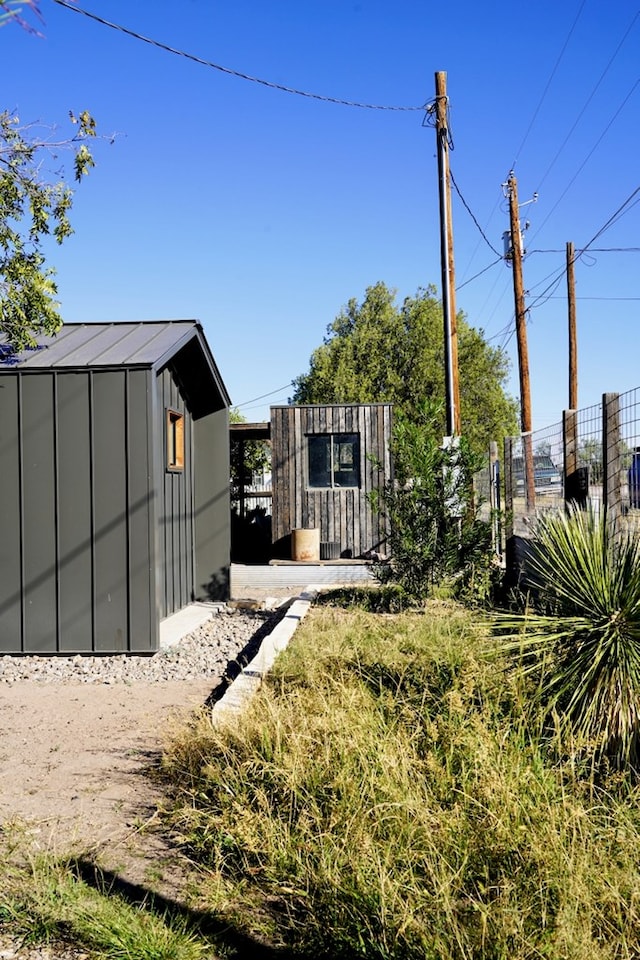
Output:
[452,19,573,293]
[529,247,640,254]
[580,185,640,249]
[511,0,587,168]
[534,8,640,195]
[449,168,502,258]
[455,256,503,292]
[478,272,513,335]
[236,382,294,408]
[485,316,515,345]
[53,0,427,111]
[546,295,640,301]
[527,185,640,312]
[530,77,640,240]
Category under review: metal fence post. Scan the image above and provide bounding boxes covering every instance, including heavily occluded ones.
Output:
[603,392,623,540]
[503,436,517,582]
[489,440,502,558]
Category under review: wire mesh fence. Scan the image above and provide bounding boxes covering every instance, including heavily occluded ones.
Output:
[493,387,640,543]
[473,463,491,523]
[503,420,564,536]
[620,387,640,534]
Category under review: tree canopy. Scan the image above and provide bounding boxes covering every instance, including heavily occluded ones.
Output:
[291,282,518,455]
[0,108,97,351]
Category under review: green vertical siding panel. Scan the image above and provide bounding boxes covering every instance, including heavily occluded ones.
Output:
[127,370,155,651]
[185,407,195,600]
[161,369,173,617]
[93,371,128,652]
[0,375,22,651]
[158,366,196,618]
[161,370,171,617]
[194,407,230,600]
[57,373,93,652]
[22,375,57,652]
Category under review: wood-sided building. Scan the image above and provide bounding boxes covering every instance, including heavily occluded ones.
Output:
[0,320,230,655]
[270,403,393,559]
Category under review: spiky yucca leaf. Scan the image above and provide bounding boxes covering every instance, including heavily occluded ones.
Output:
[498,506,640,768]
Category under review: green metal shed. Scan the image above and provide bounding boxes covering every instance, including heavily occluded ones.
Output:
[0,320,231,654]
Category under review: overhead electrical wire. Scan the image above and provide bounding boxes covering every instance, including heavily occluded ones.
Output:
[455,256,503,292]
[482,192,640,344]
[455,2,586,316]
[526,185,640,312]
[490,7,638,334]
[485,315,516,345]
[530,78,640,240]
[477,273,514,339]
[52,0,427,111]
[235,382,295,409]
[533,8,640,195]
[546,295,640,301]
[510,0,587,169]
[54,0,639,371]
[529,247,640,254]
[450,168,502,258]
[578,185,640,250]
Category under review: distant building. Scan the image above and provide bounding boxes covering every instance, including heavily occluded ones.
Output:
[270,403,393,560]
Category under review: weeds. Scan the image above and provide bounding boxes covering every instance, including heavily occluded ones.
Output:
[164,603,640,959]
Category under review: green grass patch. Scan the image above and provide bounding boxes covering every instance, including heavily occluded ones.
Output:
[0,832,208,960]
[163,602,640,959]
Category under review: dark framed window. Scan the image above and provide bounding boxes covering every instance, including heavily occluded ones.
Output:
[307,433,360,488]
[166,409,184,471]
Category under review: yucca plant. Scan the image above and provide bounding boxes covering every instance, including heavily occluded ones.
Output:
[498,505,640,770]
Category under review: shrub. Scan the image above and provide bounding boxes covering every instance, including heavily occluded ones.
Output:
[370,403,496,603]
[496,506,640,770]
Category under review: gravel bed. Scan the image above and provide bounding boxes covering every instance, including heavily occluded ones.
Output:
[0,607,283,685]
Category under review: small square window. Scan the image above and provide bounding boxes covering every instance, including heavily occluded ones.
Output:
[308,433,359,488]
[166,409,184,471]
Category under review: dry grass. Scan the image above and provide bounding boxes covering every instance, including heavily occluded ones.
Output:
[163,601,640,959]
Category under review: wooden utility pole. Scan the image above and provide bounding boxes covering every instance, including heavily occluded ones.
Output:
[566,241,578,409]
[435,71,461,436]
[506,172,535,510]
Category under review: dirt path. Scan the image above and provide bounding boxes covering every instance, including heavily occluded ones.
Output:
[0,679,214,884]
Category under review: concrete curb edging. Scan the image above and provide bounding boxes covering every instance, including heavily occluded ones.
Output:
[211,588,318,723]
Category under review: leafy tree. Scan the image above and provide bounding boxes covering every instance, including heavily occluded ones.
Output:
[578,437,603,483]
[229,408,271,489]
[292,282,518,456]
[1,4,103,351]
[0,105,98,352]
[535,440,551,457]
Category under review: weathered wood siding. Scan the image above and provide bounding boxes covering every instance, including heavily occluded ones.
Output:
[271,404,392,558]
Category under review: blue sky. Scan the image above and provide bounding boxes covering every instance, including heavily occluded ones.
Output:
[3,0,639,433]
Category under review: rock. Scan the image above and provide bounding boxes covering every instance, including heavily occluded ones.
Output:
[0,607,285,686]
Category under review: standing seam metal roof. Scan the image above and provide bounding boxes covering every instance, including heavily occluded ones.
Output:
[0,320,207,369]
[0,320,231,413]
